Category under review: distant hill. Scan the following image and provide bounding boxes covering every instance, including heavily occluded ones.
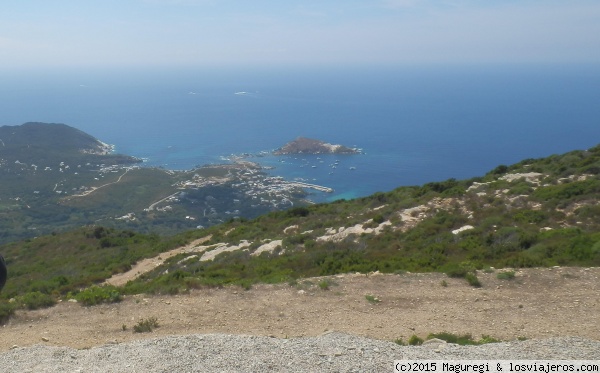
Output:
[273,137,360,155]
[0,122,138,166]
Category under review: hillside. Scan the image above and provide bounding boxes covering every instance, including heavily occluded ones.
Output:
[0,122,137,167]
[1,142,599,325]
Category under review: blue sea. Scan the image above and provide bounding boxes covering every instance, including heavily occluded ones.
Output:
[1,65,600,202]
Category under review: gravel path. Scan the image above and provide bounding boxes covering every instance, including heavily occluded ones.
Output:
[1,333,599,372]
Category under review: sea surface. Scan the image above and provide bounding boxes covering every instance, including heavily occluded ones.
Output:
[1,65,600,202]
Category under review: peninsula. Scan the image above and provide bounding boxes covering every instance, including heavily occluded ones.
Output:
[273,137,360,155]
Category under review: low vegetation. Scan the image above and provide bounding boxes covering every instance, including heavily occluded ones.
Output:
[74,285,123,306]
[365,295,381,304]
[427,332,501,345]
[1,143,600,323]
[394,332,502,346]
[132,317,159,333]
[497,270,516,280]
[18,291,56,310]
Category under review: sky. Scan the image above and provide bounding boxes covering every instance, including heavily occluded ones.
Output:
[1,0,600,69]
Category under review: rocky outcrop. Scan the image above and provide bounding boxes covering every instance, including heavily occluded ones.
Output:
[274,137,360,155]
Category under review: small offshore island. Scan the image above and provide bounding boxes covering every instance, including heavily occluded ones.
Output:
[273,137,361,155]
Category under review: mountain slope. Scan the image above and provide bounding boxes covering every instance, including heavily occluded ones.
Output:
[2,143,599,311]
[118,143,600,292]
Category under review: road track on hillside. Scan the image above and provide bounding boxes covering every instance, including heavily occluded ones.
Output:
[104,236,212,287]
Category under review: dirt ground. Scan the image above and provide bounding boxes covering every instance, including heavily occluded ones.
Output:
[2,267,599,351]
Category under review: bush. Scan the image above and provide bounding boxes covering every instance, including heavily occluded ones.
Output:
[465,273,482,287]
[0,302,16,324]
[443,261,476,278]
[318,279,331,290]
[75,285,123,306]
[286,207,310,217]
[496,271,516,280]
[428,332,476,345]
[480,335,502,344]
[239,279,253,291]
[514,210,547,224]
[19,291,56,310]
[489,164,509,176]
[408,335,424,345]
[133,317,159,333]
[427,332,501,345]
[365,295,380,304]
[394,338,406,346]
[372,214,385,224]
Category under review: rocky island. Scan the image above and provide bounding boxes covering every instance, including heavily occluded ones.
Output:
[273,137,360,155]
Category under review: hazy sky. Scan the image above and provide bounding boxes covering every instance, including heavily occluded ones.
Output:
[2,0,600,68]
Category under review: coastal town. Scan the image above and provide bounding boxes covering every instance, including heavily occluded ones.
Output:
[146,160,333,221]
[0,124,348,242]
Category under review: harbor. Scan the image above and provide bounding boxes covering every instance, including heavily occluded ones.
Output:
[289,181,333,193]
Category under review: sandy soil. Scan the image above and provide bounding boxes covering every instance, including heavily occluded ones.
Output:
[2,267,599,351]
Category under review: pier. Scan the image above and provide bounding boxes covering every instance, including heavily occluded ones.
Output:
[290,182,334,193]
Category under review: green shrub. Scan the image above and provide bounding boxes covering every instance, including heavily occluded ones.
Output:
[443,263,469,278]
[480,335,502,344]
[427,332,501,345]
[372,214,385,224]
[286,207,310,217]
[489,164,509,176]
[428,332,476,345]
[0,302,16,324]
[19,291,56,310]
[496,271,516,280]
[514,210,547,224]
[75,285,123,306]
[394,338,406,346]
[365,295,380,304]
[465,273,481,287]
[533,179,600,201]
[239,280,253,291]
[318,279,331,290]
[443,261,477,278]
[408,335,424,345]
[133,317,159,333]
